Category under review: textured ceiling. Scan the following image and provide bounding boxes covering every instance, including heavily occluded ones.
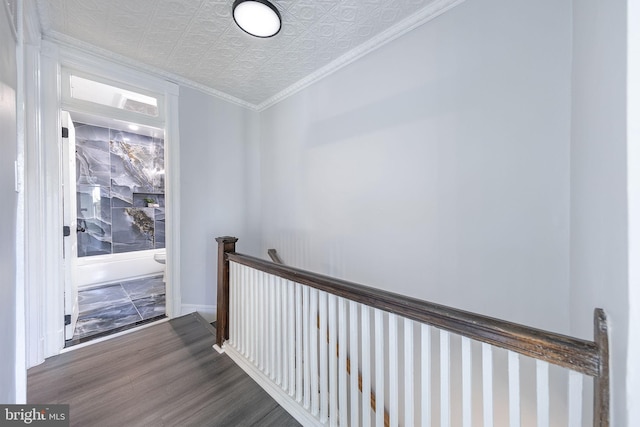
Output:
[35,0,464,109]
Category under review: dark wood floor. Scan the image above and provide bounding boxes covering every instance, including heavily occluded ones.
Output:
[28,313,300,427]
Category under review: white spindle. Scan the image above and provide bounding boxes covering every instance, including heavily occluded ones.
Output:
[440,330,451,427]
[319,291,329,422]
[338,297,348,426]
[482,343,493,427]
[349,301,359,427]
[303,285,311,410]
[361,306,371,427]
[295,283,303,403]
[567,370,583,427]
[233,262,239,346]
[229,262,235,346]
[536,360,549,427]
[310,289,320,416]
[240,265,247,356]
[375,309,385,427]
[328,294,338,426]
[258,271,264,371]
[275,277,282,385]
[508,351,521,427]
[405,318,414,427]
[249,268,256,363]
[281,279,289,391]
[461,336,472,427]
[389,313,398,427]
[421,324,431,427]
[268,274,275,379]
[288,281,296,396]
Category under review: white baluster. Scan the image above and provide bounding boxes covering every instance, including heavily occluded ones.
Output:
[567,370,583,427]
[461,336,472,427]
[269,274,276,379]
[249,268,255,363]
[421,324,431,427]
[328,294,338,426]
[440,330,450,427]
[508,351,520,427]
[239,265,246,356]
[289,281,296,396]
[349,301,360,427]
[389,313,398,427]
[361,306,371,427]
[405,318,414,427]
[233,262,239,347]
[375,309,385,427]
[257,271,264,371]
[310,289,320,416]
[229,262,235,347]
[282,279,289,391]
[482,343,493,427]
[536,360,549,427]
[338,298,348,426]
[275,276,282,385]
[296,283,303,403]
[303,285,311,410]
[319,291,328,423]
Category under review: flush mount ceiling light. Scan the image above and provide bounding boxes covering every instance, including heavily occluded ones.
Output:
[232,0,281,38]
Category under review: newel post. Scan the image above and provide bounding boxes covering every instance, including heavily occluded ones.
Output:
[216,236,238,348]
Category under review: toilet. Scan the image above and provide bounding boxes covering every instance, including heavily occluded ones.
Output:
[154,251,166,282]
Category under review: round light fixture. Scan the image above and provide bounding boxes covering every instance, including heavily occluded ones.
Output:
[232,0,281,38]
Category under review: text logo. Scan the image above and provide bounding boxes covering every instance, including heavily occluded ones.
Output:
[0,405,69,427]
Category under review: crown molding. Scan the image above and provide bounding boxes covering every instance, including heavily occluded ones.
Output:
[39,0,467,112]
[4,0,18,41]
[23,0,42,45]
[256,0,468,111]
[42,30,259,111]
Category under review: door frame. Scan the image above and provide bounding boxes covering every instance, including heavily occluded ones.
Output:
[30,41,181,360]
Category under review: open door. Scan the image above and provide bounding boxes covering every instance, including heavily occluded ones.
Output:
[62,111,79,340]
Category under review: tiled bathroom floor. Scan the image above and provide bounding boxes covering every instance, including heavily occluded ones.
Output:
[66,275,166,347]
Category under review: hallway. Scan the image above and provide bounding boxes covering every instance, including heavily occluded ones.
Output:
[29,313,299,426]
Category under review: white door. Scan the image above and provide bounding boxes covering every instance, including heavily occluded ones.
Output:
[62,111,79,340]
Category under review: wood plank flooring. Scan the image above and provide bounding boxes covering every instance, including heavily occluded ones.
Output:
[28,313,300,427]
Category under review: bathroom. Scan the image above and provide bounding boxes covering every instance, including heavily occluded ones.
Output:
[66,117,168,346]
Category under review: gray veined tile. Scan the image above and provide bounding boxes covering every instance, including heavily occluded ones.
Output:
[75,123,111,187]
[112,207,155,253]
[133,294,166,320]
[122,275,165,300]
[73,301,142,339]
[77,284,130,314]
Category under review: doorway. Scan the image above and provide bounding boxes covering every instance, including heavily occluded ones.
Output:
[29,43,180,362]
[62,109,168,346]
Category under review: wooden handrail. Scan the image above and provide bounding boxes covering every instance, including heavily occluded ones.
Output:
[226,252,602,377]
[216,237,609,426]
[267,248,284,264]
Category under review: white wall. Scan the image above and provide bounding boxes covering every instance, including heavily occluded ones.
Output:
[259,0,572,333]
[179,86,260,314]
[0,2,19,403]
[571,0,629,424]
[627,0,640,424]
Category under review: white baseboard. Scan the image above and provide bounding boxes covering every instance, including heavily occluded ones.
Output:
[224,345,322,427]
[181,304,216,323]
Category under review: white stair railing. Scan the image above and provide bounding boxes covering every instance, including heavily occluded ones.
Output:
[215,237,609,427]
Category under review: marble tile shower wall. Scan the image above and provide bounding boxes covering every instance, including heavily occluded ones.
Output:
[75,122,165,257]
